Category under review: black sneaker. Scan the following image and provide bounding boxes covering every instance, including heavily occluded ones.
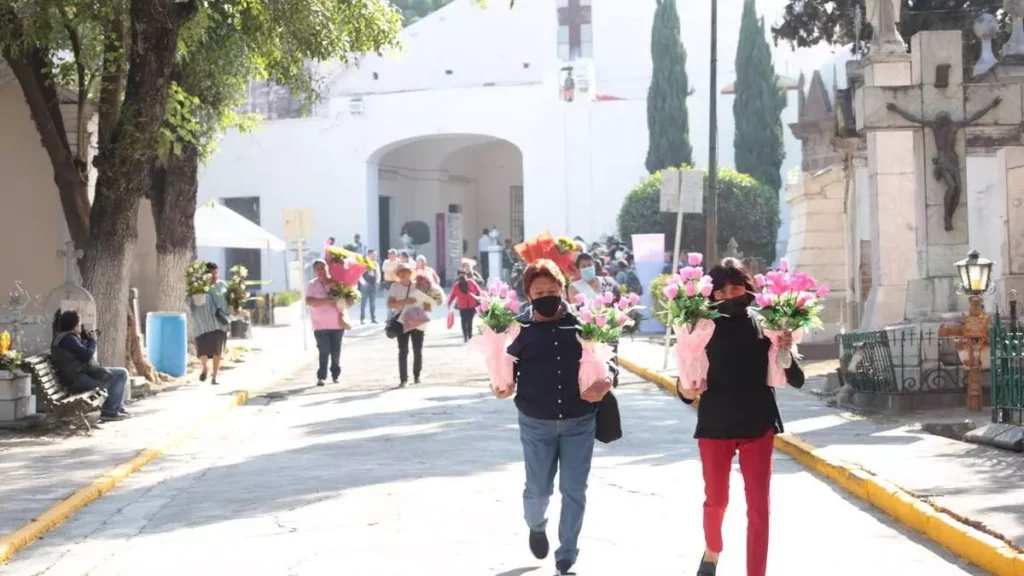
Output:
[332,377,339,384]
[528,530,549,559]
[556,559,575,575]
[398,381,407,388]
[317,379,326,387]
[414,377,421,385]
[118,410,133,418]
[199,371,208,382]
[697,556,717,576]
[100,412,127,422]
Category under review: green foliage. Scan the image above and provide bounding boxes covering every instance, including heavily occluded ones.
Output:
[645,0,692,174]
[616,167,781,262]
[733,0,786,193]
[161,0,403,162]
[771,0,999,62]
[273,290,302,307]
[648,274,672,318]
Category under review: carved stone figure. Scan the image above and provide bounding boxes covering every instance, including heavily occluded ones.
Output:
[886,97,1002,231]
[865,0,905,54]
[973,13,999,77]
[1005,0,1024,58]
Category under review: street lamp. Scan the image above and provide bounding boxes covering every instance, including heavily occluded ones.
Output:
[950,250,995,412]
[954,250,995,296]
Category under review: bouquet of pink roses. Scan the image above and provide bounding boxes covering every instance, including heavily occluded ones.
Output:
[660,252,722,391]
[575,291,642,397]
[751,257,829,387]
[470,281,522,397]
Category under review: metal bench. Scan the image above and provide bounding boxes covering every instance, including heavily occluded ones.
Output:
[21,354,105,425]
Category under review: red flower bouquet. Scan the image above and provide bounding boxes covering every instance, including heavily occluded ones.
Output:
[514,231,577,277]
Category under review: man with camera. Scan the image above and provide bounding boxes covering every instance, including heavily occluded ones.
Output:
[50,310,130,422]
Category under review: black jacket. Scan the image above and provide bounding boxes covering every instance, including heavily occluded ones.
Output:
[507,305,618,420]
[679,310,805,439]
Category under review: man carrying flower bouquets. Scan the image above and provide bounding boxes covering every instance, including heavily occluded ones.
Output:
[305,259,348,386]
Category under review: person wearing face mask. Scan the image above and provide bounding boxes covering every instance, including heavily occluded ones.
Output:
[676,258,804,576]
[567,252,618,304]
[497,259,615,576]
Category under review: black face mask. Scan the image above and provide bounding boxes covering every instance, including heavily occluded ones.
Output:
[531,295,562,318]
[716,295,749,317]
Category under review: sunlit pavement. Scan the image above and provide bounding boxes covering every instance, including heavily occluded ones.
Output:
[0,325,984,575]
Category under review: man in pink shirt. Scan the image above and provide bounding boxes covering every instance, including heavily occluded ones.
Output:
[305,259,344,386]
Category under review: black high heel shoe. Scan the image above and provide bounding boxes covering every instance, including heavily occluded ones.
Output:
[696,553,717,576]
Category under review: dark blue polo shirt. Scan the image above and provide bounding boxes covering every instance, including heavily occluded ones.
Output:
[507,305,610,420]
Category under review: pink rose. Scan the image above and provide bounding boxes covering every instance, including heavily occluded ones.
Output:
[755,293,774,308]
[508,290,517,301]
[480,300,490,312]
[488,283,498,296]
[603,292,615,305]
[574,293,587,306]
[680,266,695,281]
[755,274,767,288]
[663,284,680,299]
[816,284,830,299]
[498,285,508,298]
[779,257,790,272]
[596,314,607,327]
[508,299,521,313]
[700,282,712,297]
[580,309,593,324]
[684,282,696,297]
[617,298,629,311]
[617,313,629,325]
[693,267,703,278]
[687,252,703,267]
[628,293,640,306]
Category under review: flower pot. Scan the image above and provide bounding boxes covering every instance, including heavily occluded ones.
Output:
[230,319,251,339]
[191,293,208,307]
[0,373,30,401]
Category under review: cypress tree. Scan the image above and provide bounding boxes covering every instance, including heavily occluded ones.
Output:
[733,0,786,192]
[645,0,693,174]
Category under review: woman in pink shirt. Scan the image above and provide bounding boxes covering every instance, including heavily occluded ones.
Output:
[305,259,345,386]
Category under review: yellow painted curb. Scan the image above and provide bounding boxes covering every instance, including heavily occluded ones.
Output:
[0,389,252,565]
[619,355,1024,576]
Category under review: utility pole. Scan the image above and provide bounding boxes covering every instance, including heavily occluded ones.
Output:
[705,0,719,264]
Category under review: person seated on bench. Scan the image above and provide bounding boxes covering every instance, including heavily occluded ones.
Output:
[51,310,131,422]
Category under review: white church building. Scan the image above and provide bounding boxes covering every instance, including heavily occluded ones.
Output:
[198,0,824,286]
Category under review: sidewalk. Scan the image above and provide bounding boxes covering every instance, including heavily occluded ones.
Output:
[0,323,315,541]
[619,339,1024,554]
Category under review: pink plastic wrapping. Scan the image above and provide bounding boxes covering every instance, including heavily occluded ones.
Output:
[673,319,716,391]
[763,328,803,388]
[578,336,615,398]
[471,325,520,395]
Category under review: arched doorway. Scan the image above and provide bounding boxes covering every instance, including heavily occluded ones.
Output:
[369,134,524,283]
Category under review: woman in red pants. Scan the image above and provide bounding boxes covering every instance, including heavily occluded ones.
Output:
[676,258,804,576]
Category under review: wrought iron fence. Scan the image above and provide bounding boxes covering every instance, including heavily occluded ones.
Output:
[990,312,1024,425]
[836,327,966,395]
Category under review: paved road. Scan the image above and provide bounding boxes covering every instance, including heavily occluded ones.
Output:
[1,325,985,575]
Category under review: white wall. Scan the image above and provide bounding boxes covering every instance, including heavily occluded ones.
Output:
[967,155,1003,280]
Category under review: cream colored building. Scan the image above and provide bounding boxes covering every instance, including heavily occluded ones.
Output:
[0,63,158,353]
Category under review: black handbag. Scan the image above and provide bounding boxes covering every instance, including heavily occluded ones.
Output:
[595,391,622,444]
[385,285,412,339]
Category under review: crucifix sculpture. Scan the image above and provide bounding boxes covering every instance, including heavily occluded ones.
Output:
[886,97,1002,231]
[557,0,591,61]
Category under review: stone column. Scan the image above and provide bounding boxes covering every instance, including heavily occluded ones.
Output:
[995,147,1024,308]
[856,52,919,329]
[784,167,847,340]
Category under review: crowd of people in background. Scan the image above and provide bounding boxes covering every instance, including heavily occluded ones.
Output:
[304,231,646,389]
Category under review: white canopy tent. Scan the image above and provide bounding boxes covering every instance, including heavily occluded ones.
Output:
[194,202,286,251]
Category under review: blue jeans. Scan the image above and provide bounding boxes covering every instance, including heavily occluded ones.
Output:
[518,410,596,565]
[71,367,128,416]
[360,284,377,321]
[313,329,344,381]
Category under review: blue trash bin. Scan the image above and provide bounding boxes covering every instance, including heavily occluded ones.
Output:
[146,312,188,377]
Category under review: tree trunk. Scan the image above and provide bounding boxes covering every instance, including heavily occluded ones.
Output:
[82,0,192,366]
[150,144,199,313]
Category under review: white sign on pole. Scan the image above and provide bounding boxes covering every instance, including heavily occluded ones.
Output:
[659,169,704,214]
[282,208,314,242]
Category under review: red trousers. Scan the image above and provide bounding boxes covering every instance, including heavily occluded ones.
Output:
[698,429,774,576]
